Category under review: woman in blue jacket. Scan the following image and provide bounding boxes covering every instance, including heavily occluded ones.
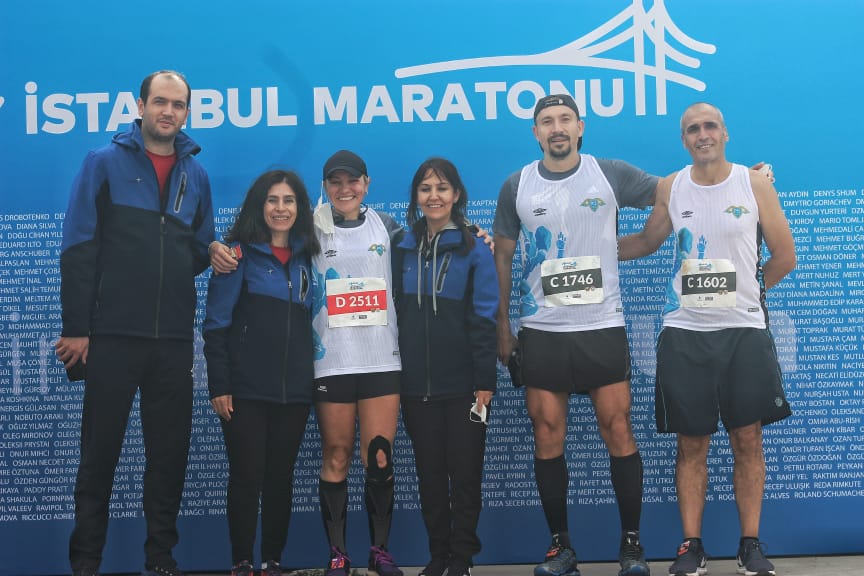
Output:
[203,170,320,576]
[394,158,499,576]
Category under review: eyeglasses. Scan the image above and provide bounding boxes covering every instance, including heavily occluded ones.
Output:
[469,400,488,425]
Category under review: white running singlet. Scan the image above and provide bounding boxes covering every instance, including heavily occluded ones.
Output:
[311,209,401,377]
[663,163,767,331]
[515,156,625,332]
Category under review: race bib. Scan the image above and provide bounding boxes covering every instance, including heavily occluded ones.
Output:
[540,256,604,306]
[681,259,736,307]
[326,277,388,327]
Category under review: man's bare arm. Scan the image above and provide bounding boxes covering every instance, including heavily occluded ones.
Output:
[618,174,675,261]
[494,234,518,364]
[750,170,796,289]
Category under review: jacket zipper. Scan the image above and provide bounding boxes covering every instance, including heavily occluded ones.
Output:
[423,258,432,401]
[153,154,179,338]
[173,172,187,213]
[155,214,165,337]
[281,261,293,404]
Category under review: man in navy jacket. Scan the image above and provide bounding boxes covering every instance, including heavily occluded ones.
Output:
[55,70,215,576]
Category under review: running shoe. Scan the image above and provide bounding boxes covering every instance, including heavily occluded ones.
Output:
[418,556,448,576]
[368,545,403,576]
[230,560,254,576]
[447,556,472,576]
[261,559,282,576]
[325,547,351,576]
[736,539,775,576]
[618,531,650,575]
[668,538,707,576]
[533,541,580,576]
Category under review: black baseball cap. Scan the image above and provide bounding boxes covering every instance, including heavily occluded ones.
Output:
[323,149,367,179]
[533,94,582,120]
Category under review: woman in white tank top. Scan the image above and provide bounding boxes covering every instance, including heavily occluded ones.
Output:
[311,150,404,576]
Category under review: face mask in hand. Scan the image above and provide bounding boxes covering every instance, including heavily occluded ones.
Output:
[469,399,488,425]
[313,185,335,234]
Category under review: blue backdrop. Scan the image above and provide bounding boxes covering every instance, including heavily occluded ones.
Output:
[1,1,863,574]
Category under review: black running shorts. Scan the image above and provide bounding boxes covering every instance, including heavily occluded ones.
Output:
[314,370,401,403]
[655,327,791,435]
[520,326,632,394]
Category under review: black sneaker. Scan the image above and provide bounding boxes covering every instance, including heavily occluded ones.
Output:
[142,566,184,576]
[418,556,448,576]
[447,557,472,576]
[261,559,283,576]
[668,539,707,576]
[230,560,254,576]
[618,531,650,576]
[736,539,775,576]
[534,541,580,576]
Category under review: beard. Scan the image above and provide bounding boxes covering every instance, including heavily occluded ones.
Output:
[143,117,180,143]
[548,140,573,159]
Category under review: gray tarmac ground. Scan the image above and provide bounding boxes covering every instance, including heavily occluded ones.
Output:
[186,555,861,576]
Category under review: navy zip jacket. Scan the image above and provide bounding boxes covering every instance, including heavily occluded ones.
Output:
[394,224,499,398]
[203,239,315,405]
[60,120,214,341]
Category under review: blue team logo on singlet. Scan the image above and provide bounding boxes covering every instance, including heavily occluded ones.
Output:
[724,205,750,219]
[368,243,386,256]
[311,267,340,360]
[664,228,693,314]
[519,224,562,317]
[665,230,710,314]
[581,198,606,212]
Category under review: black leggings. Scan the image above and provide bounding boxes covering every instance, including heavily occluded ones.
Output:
[221,398,310,563]
[402,395,487,564]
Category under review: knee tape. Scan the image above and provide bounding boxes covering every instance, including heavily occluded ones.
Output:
[366,435,393,483]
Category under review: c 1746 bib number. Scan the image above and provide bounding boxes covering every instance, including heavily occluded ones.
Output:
[540,256,603,306]
[326,277,388,327]
[680,259,736,307]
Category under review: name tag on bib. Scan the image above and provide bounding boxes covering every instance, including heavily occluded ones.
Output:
[540,256,604,306]
[681,259,736,307]
[326,277,388,327]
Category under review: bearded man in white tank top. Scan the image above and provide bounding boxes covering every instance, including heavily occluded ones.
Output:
[493,94,658,576]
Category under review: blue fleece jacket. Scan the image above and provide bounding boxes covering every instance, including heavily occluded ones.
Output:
[203,239,315,404]
[394,224,499,399]
[60,120,214,341]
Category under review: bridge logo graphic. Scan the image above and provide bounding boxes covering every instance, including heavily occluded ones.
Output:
[395,0,715,116]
